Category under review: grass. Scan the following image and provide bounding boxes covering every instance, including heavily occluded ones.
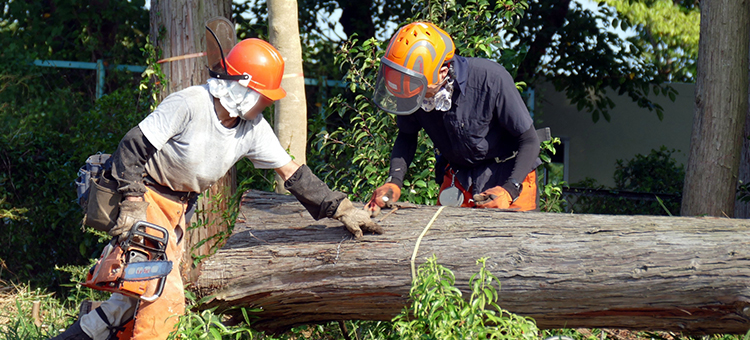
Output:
[3,283,750,340]
[2,261,750,340]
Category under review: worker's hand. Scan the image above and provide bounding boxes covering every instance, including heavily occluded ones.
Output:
[335,198,384,238]
[364,183,401,217]
[110,200,149,241]
[473,186,513,209]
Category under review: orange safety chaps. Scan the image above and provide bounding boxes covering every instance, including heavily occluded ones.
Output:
[124,188,187,340]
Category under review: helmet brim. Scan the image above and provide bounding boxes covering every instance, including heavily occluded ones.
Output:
[256,87,286,101]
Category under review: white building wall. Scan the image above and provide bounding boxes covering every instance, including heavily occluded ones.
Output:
[535,82,696,188]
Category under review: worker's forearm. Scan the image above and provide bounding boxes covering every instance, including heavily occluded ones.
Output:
[508,126,540,183]
[388,132,418,187]
[111,126,156,197]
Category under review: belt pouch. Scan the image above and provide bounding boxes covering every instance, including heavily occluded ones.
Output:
[84,175,122,232]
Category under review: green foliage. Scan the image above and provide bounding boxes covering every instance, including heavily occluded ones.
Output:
[393,256,539,339]
[507,1,680,123]
[0,285,71,340]
[0,197,27,220]
[0,0,148,65]
[0,84,148,287]
[737,182,750,204]
[170,306,261,340]
[598,0,699,82]
[189,189,242,267]
[613,146,684,195]
[308,0,529,204]
[0,0,151,287]
[538,137,568,213]
[569,146,684,215]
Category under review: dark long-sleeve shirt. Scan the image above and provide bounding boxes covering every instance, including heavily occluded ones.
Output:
[388,55,541,197]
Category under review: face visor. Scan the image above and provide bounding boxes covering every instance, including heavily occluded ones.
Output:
[372,58,429,115]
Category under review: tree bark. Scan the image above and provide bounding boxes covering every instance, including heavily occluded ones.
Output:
[190,190,750,335]
[682,0,750,217]
[734,30,750,218]
[148,0,234,279]
[268,0,307,193]
[735,110,750,218]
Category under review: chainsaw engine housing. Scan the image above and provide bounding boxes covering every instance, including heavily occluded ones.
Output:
[83,221,172,300]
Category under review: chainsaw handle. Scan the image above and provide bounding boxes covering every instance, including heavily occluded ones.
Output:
[124,221,170,259]
[140,276,167,302]
[129,220,169,244]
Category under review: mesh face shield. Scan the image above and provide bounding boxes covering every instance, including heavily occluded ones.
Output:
[205,17,236,73]
[205,18,248,83]
[372,58,428,115]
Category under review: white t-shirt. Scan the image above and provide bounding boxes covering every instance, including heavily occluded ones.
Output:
[139,85,292,193]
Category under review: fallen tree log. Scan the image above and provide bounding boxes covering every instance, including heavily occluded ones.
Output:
[190,190,750,334]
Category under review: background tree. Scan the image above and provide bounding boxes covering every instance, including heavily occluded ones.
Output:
[506,0,680,123]
[598,0,699,83]
[681,0,749,217]
[148,0,234,278]
[268,0,307,193]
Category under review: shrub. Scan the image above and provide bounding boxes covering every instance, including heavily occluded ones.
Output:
[569,146,684,215]
[393,255,539,340]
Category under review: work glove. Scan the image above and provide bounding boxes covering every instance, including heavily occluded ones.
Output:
[335,198,384,238]
[109,200,149,241]
[364,183,401,217]
[473,186,513,209]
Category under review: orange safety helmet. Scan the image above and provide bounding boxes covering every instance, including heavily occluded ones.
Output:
[384,22,454,85]
[373,22,455,115]
[216,38,287,101]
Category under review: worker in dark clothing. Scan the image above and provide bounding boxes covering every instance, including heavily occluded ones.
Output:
[365,22,541,215]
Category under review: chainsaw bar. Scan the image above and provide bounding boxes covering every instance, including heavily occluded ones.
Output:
[122,260,173,282]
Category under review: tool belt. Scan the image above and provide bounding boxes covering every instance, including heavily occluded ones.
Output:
[143,176,198,203]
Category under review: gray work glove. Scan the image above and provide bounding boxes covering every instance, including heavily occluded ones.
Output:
[333,198,384,238]
[109,200,149,241]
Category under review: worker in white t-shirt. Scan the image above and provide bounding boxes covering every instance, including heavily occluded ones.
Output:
[52,38,381,340]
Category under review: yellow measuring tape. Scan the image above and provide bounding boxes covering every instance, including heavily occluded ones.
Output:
[410,206,445,282]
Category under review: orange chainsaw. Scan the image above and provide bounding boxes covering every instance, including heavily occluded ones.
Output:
[83,221,173,302]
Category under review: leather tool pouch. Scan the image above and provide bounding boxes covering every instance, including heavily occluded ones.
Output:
[76,153,122,232]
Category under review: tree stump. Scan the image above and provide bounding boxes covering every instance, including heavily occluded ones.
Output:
[190,190,750,334]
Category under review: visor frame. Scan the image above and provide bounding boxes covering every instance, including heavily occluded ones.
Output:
[373,58,429,116]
